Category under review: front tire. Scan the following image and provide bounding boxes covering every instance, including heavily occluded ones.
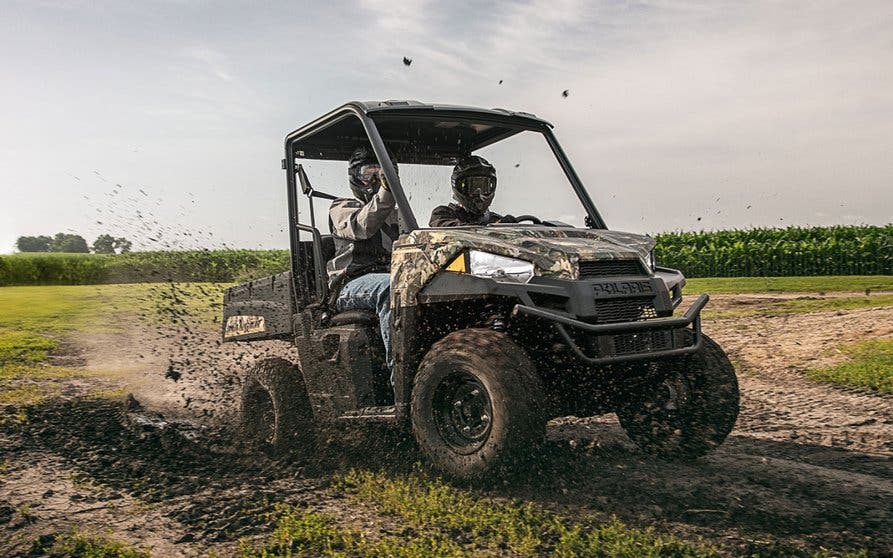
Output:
[616,334,739,458]
[411,328,545,479]
[241,357,314,454]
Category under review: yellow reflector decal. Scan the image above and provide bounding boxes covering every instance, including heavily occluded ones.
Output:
[445,253,467,273]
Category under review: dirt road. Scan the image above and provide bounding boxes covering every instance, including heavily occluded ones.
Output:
[1,294,891,556]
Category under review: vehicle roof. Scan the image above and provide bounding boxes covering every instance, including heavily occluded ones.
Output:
[356,100,549,124]
[285,100,553,165]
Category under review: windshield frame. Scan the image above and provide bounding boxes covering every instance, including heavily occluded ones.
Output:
[284,103,607,233]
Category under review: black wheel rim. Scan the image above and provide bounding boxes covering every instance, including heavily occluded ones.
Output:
[246,386,276,444]
[636,371,692,435]
[651,372,691,414]
[432,371,493,454]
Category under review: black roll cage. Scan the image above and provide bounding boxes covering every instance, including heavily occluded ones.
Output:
[283,101,608,304]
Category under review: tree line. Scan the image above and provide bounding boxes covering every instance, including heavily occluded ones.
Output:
[16,233,132,254]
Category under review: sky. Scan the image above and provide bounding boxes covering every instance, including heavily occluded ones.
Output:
[1,0,891,252]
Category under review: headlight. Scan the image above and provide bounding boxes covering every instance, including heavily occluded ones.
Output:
[468,250,535,283]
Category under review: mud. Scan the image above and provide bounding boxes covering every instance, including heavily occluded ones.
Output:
[1,294,891,556]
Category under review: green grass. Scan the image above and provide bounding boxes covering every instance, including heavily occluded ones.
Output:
[239,506,465,558]
[685,276,893,294]
[0,329,57,364]
[0,284,224,364]
[0,284,224,405]
[29,531,149,558]
[131,282,228,328]
[0,286,104,362]
[0,285,122,383]
[239,471,870,557]
[326,469,717,558]
[0,384,46,405]
[0,286,112,405]
[808,339,893,394]
[704,294,893,320]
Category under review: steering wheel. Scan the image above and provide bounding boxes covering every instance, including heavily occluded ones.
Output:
[512,215,542,224]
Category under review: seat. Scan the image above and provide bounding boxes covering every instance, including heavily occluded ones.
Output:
[320,235,335,264]
[316,235,380,327]
[328,309,378,326]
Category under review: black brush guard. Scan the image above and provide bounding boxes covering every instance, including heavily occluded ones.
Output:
[512,294,709,364]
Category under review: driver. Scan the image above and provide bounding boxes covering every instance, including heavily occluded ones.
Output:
[429,155,514,227]
[327,145,399,377]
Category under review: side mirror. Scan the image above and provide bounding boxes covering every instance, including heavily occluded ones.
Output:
[297,164,312,195]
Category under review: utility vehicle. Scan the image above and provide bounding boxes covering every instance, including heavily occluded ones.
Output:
[222,100,739,478]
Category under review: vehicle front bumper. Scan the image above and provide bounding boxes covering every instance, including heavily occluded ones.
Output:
[512,293,708,364]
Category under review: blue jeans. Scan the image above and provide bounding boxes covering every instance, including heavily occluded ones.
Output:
[335,273,393,377]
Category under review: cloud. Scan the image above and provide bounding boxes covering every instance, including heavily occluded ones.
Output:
[356,0,477,79]
[485,0,593,70]
[181,45,234,82]
[358,0,432,34]
[450,1,893,231]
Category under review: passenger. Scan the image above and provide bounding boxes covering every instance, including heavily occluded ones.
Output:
[429,155,514,227]
[327,145,399,375]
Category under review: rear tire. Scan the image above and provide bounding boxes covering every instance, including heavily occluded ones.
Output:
[411,328,545,479]
[616,334,739,458]
[241,357,314,454]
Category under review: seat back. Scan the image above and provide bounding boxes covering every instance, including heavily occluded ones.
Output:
[295,234,336,306]
[320,235,335,264]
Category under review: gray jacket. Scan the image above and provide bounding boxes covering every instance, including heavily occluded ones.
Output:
[326,187,399,295]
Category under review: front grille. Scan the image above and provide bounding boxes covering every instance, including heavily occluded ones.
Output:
[581,329,678,357]
[612,330,674,355]
[579,259,645,278]
[593,297,657,323]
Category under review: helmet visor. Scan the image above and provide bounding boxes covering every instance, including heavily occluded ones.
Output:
[457,175,496,197]
[357,164,384,184]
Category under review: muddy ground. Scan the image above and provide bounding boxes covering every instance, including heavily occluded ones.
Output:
[1,293,891,557]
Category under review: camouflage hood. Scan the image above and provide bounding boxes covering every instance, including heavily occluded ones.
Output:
[390,226,655,307]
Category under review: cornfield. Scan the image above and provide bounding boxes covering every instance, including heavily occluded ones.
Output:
[654,225,892,277]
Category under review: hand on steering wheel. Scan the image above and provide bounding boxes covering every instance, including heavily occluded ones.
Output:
[511,214,542,224]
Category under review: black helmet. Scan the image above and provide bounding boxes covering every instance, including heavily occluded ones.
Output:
[348,145,398,202]
[452,155,496,215]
